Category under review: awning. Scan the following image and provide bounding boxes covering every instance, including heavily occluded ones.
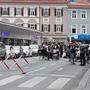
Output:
[74,34,90,40]
[0,21,41,34]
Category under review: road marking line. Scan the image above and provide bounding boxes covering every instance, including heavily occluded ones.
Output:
[47,78,70,89]
[27,67,46,74]
[50,74,74,78]
[18,76,47,88]
[26,73,75,78]
[0,75,23,86]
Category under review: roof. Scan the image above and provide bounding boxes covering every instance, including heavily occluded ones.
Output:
[0,0,68,4]
[68,3,90,9]
[68,0,90,9]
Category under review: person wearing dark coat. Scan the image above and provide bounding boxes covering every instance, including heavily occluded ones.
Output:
[69,46,76,64]
[86,46,89,64]
[59,45,63,57]
[41,47,48,59]
[80,46,86,66]
[47,45,53,60]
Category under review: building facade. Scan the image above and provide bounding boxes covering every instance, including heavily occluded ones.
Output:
[40,3,68,44]
[0,1,41,45]
[67,0,90,41]
[0,0,68,45]
[0,0,90,45]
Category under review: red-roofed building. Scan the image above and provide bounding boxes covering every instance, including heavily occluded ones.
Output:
[0,0,68,45]
[0,0,68,4]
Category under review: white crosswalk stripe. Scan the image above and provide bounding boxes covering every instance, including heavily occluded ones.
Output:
[0,75,71,89]
[0,75,24,86]
[47,78,71,89]
[18,76,47,88]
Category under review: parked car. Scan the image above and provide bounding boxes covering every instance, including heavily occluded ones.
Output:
[13,46,20,58]
[21,46,29,57]
[29,44,39,56]
[5,45,11,57]
[0,42,6,59]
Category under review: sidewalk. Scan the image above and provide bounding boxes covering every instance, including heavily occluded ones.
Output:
[74,65,90,90]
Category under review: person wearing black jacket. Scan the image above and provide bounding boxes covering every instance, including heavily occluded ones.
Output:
[69,45,76,64]
[86,45,89,64]
[80,46,86,66]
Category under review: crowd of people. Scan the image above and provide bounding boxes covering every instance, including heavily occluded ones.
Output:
[67,42,90,66]
[39,43,64,60]
[39,41,90,66]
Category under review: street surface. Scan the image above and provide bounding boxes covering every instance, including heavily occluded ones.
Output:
[0,56,88,90]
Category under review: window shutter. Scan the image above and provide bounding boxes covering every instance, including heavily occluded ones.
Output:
[21,8,23,16]
[48,24,50,32]
[41,24,43,32]
[49,8,50,16]
[8,7,9,15]
[35,24,37,29]
[42,8,43,16]
[28,8,30,16]
[28,24,30,28]
[0,7,2,15]
[35,8,37,16]
[61,8,63,16]
[54,24,56,32]
[14,8,16,16]
[55,8,56,16]
[61,24,63,32]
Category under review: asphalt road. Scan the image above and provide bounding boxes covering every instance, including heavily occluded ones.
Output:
[0,57,87,90]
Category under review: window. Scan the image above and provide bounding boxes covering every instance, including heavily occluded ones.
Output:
[71,10,77,19]
[81,25,87,34]
[28,24,37,30]
[55,8,63,17]
[28,8,37,16]
[42,8,50,17]
[14,8,23,16]
[54,24,63,32]
[0,7,10,16]
[71,25,77,34]
[42,24,50,32]
[81,10,87,19]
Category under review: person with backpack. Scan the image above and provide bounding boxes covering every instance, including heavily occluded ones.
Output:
[69,44,76,64]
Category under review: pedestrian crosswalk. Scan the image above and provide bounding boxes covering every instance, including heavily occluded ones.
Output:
[18,76,47,88]
[0,75,23,86]
[47,78,70,89]
[0,74,71,90]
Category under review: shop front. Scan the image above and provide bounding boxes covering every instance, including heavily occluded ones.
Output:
[0,22,42,45]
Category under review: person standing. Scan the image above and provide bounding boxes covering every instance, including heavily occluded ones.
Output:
[59,45,63,57]
[69,45,76,64]
[47,45,53,60]
[86,45,89,64]
[80,46,86,66]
